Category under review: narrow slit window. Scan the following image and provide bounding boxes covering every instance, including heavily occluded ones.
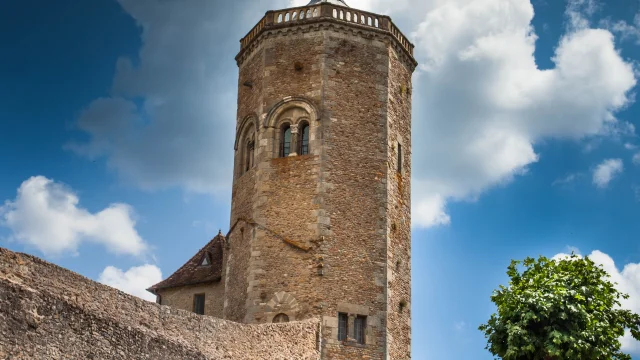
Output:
[193,294,205,315]
[354,316,367,344]
[338,313,348,341]
[397,143,402,173]
[245,141,251,172]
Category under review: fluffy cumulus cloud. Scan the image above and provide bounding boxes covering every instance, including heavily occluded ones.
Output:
[66,0,274,196]
[553,250,640,353]
[633,152,640,165]
[0,176,147,257]
[408,0,635,226]
[99,264,162,302]
[71,0,636,227]
[592,158,624,188]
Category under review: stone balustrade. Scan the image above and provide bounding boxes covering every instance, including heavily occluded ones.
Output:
[239,3,415,58]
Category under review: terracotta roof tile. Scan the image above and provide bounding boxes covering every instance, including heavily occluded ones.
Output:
[147,232,225,293]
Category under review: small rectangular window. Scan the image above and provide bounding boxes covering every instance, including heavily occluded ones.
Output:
[397,143,402,173]
[193,294,205,315]
[354,315,366,344]
[338,312,348,341]
[156,295,162,305]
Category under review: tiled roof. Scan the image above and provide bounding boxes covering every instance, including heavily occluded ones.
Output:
[147,232,225,293]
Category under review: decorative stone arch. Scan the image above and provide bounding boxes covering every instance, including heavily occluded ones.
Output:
[265,97,319,157]
[234,113,260,151]
[265,291,299,322]
[263,97,319,128]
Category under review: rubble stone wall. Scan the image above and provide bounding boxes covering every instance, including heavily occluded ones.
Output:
[0,248,319,360]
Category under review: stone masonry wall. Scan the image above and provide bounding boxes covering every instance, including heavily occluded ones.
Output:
[246,154,321,324]
[386,45,413,360]
[224,165,257,322]
[231,12,416,360]
[0,247,319,360]
[157,281,225,318]
[320,28,390,360]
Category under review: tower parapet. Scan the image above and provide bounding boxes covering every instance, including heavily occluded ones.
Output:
[237,2,416,69]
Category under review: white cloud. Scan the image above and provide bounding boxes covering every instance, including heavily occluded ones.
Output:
[453,320,467,331]
[592,158,624,188]
[98,264,162,302]
[565,0,600,32]
[552,173,582,186]
[553,250,640,353]
[625,143,637,150]
[65,0,268,196]
[410,0,635,226]
[587,251,640,354]
[602,10,640,45]
[633,153,640,165]
[0,176,147,257]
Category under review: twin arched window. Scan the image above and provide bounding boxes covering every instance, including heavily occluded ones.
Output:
[279,122,309,157]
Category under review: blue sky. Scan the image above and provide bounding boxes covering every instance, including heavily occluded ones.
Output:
[1,0,639,358]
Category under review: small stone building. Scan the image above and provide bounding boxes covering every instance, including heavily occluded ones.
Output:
[148,0,416,358]
[147,232,225,317]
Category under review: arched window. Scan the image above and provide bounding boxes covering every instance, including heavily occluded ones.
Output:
[299,122,309,155]
[280,124,292,157]
[272,313,289,323]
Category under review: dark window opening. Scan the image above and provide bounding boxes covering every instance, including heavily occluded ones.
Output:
[156,295,162,305]
[354,315,367,344]
[193,294,205,315]
[280,124,292,157]
[272,313,290,323]
[397,143,402,173]
[338,312,348,341]
[299,123,310,155]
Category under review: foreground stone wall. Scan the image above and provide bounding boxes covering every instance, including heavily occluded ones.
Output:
[0,248,320,360]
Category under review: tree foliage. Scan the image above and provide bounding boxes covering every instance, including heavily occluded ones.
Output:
[479,254,640,360]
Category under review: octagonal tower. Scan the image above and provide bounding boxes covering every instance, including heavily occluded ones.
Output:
[224,1,416,358]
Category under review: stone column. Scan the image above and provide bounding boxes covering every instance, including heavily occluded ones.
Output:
[289,124,299,156]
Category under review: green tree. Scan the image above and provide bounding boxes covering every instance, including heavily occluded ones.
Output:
[479,254,640,360]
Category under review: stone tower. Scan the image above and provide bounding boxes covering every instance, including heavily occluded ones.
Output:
[226,1,416,358]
